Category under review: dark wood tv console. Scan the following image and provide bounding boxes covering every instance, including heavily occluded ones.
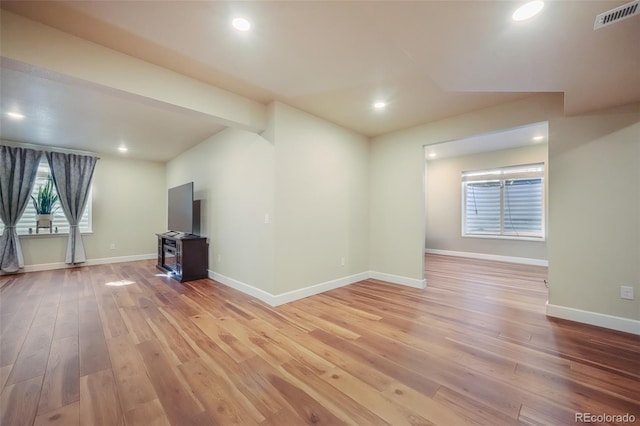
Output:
[156,233,208,282]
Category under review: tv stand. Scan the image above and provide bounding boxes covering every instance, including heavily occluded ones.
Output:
[156,233,208,282]
[163,231,190,239]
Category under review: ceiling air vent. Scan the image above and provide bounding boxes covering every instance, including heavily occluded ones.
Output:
[594,0,639,30]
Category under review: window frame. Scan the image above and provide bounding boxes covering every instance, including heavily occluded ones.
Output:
[461,163,545,241]
[0,158,93,237]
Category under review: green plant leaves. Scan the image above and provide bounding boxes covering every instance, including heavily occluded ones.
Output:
[30,175,59,215]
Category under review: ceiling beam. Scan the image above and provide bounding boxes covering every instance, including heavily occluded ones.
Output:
[0,11,267,132]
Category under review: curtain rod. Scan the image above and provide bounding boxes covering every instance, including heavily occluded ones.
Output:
[1,140,100,159]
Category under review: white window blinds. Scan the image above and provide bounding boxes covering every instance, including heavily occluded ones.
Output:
[462,163,544,239]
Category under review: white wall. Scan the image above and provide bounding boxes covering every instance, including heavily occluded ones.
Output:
[167,128,276,294]
[19,154,166,265]
[425,143,548,260]
[272,102,370,294]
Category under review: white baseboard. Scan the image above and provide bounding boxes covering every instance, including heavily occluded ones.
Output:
[425,248,548,267]
[210,270,370,306]
[209,271,277,306]
[6,255,427,306]
[1,253,157,274]
[272,272,370,306]
[209,270,424,306]
[369,271,427,289]
[546,303,640,335]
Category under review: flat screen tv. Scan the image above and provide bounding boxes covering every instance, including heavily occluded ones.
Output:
[168,182,194,235]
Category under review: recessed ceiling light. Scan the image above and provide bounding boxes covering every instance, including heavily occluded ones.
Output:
[6,112,25,120]
[532,135,545,141]
[512,1,544,21]
[232,17,251,31]
[118,146,128,153]
[428,152,437,159]
[373,101,387,110]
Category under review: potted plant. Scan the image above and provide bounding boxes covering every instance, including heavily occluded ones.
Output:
[31,176,59,232]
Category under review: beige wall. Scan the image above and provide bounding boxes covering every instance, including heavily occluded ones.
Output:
[272,102,370,294]
[371,94,558,281]
[548,104,639,320]
[370,129,427,279]
[166,103,370,296]
[371,93,640,321]
[167,128,276,294]
[19,154,166,265]
[426,144,548,260]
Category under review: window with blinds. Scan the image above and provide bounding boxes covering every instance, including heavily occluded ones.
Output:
[462,163,544,239]
[0,160,92,235]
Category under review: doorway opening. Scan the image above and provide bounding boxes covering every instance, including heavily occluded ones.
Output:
[422,122,549,308]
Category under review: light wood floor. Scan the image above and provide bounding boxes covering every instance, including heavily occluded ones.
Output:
[1,255,638,425]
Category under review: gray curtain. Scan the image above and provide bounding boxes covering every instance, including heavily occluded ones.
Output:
[46,152,98,265]
[0,146,42,273]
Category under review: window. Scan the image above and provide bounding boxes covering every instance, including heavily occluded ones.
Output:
[462,163,544,239]
[0,159,92,235]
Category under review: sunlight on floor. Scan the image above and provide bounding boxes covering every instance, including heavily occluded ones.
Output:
[154,273,173,278]
[105,279,136,287]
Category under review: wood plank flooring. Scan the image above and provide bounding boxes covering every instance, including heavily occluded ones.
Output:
[1,255,638,425]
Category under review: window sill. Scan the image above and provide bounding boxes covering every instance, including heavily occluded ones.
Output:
[462,234,545,242]
[15,232,93,239]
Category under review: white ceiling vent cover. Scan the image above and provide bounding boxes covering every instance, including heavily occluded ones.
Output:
[594,0,639,30]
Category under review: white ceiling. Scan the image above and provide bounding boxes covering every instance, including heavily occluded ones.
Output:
[0,64,225,161]
[1,0,639,161]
